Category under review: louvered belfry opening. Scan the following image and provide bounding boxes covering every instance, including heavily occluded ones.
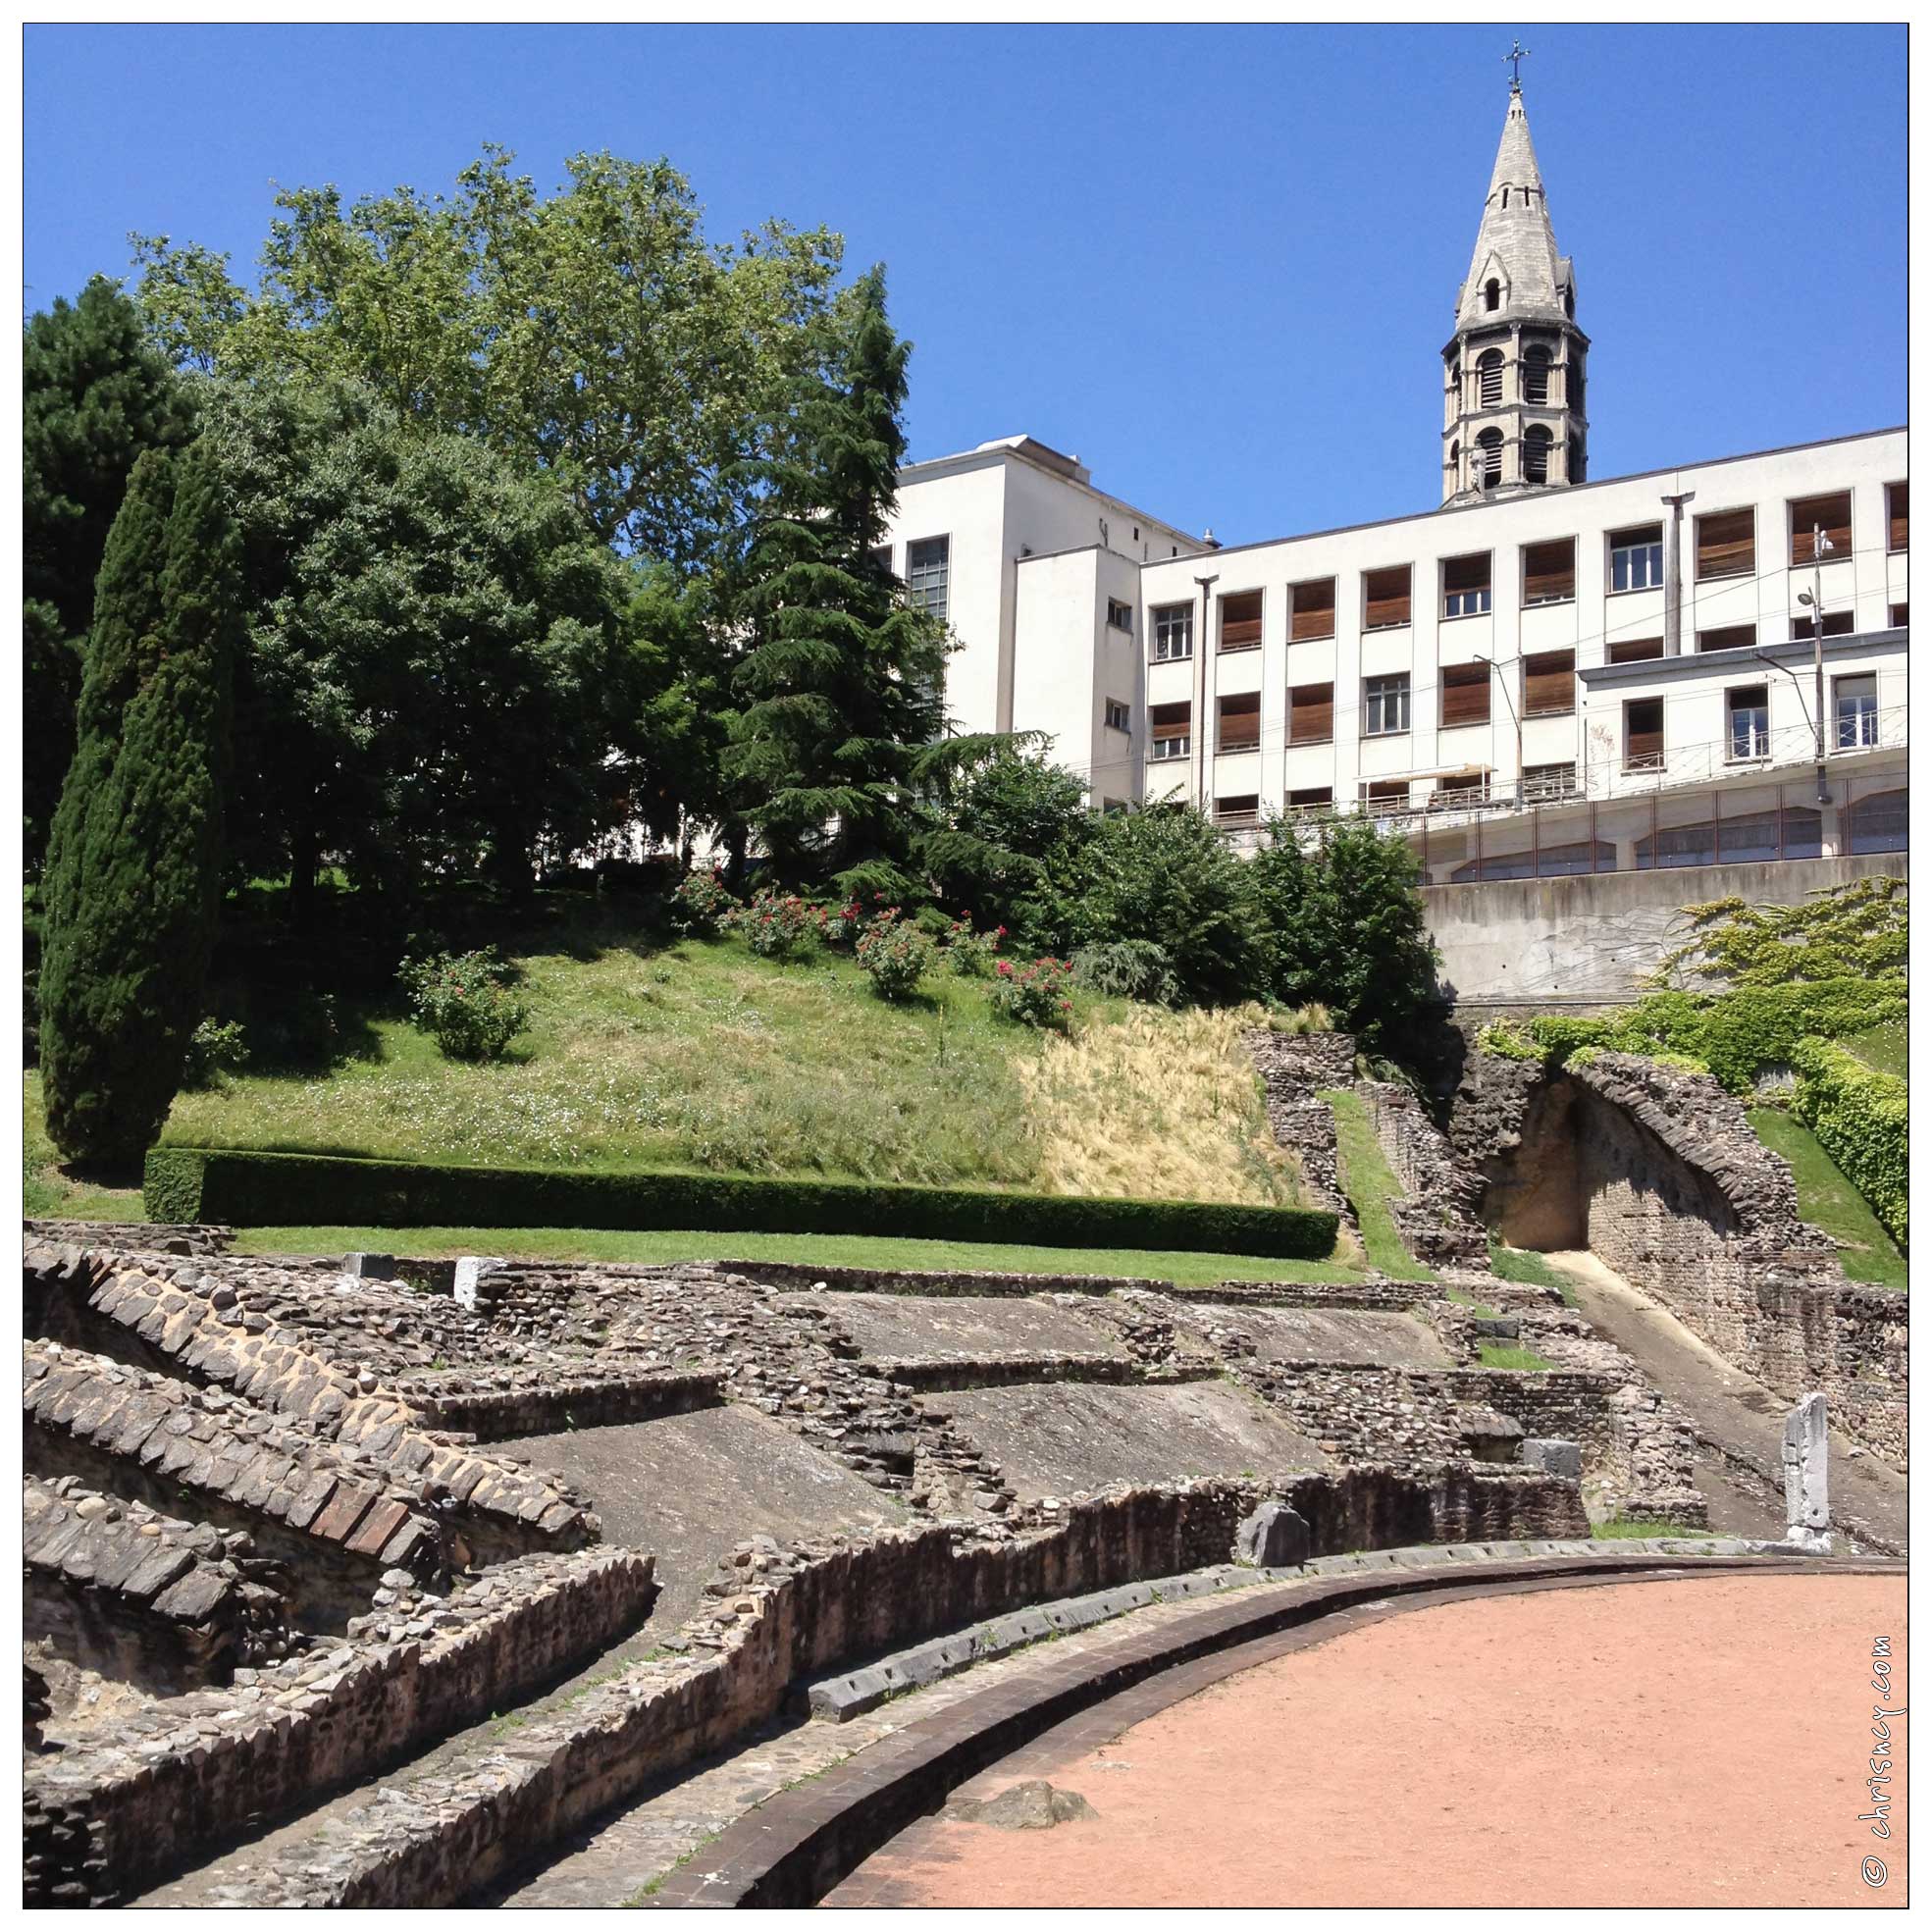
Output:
[1476,431,1503,489]
[1523,426,1553,484]
[1523,341,1552,404]
[1478,349,1504,408]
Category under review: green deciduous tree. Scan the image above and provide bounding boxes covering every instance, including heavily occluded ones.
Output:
[133,147,843,563]
[39,444,240,1172]
[24,277,194,867]
[723,269,956,901]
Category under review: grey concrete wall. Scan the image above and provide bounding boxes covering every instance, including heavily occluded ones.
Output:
[1424,853,1907,1003]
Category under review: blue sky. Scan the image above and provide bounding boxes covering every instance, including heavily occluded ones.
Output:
[25,23,1906,548]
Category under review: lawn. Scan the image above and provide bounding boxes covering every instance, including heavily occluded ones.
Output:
[1747,1106,1907,1292]
[24,916,1311,1215]
[1840,1019,1907,1081]
[1321,1087,1433,1281]
[228,1225,1369,1289]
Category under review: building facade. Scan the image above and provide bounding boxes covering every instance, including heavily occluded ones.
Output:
[884,81,1907,884]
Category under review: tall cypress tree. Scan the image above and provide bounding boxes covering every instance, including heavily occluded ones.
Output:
[724,268,950,899]
[39,444,239,1173]
[24,278,194,870]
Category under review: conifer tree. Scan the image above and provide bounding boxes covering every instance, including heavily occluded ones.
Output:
[25,277,193,868]
[39,444,240,1173]
[724,268,952,899]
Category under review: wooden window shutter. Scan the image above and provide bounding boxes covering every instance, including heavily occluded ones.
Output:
[1625,698,1664,768]
[1607,635,1663,664]
[1443,552,1490,597]
[1696,508,1755,579]
[1220,590,1264,651]
[1290,577,1335,641]
[1364,565,1411,629]
[1289,681,1334,743]
[1790,493,1853,565]
[1522,538,1576,603]
[1439,661,1490,728]
[1218,691,1261,749]
[1888,482,1907,552]
[1522,649,1576,715]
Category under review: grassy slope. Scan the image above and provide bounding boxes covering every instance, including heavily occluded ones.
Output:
[1747,1106,1907,1291]
[228,1226,1363,1288]
[1321,1087,1433,1282]
[1840,1020,1907,1080]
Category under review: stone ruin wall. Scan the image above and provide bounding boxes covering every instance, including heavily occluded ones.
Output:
[1454,1049,1907,1470]
[1242,1028,1355,1219]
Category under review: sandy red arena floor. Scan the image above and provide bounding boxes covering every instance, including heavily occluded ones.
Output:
[825,1574,1907,1909]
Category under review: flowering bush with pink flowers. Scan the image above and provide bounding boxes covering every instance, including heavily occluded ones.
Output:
[822,899,866,947]
[943,914,1006,979]
[855,908,935,1000]
[989,956,1076,1030]
[732,887,824,961]
[397,950,530,1061]
[669,867,735,936]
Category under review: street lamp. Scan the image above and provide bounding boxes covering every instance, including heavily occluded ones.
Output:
[1473,652,1524,803]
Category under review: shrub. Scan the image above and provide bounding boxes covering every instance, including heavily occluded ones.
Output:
[1070,939,1178,1007]
[944,915,1005,978]
[398,950,530,1061]
[1264,1002,1333,1036]
[822,899,865,947]
[181,1018,249,1089]
[145,1144,1343,1260]
[734,887,822,962]
[669,867,734,935]
[1477,1018,1543,1062]
[991,956,1076,1030]
[855,909,934,1000]
[1791,1039,1907,1249]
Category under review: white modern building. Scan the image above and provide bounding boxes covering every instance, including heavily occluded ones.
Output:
[879,78,1906,883]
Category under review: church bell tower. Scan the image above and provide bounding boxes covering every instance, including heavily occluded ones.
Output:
[1442,47,1590,504]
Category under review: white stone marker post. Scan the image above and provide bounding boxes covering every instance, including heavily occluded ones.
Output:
[1781,1391,1831,1554]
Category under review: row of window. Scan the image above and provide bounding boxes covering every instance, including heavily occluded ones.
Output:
[1137,656,1892,759]
[1144,482,1907,656]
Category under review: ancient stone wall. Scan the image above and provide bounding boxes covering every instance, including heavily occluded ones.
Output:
[23,1549,653,1906]
[1243,1029,1356,1219]
[121,1468,1583,1907]
[1356,1079,1492,1271]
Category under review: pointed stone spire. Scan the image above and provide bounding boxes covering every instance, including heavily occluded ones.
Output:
[1439,73,1590,506]
[1455,88,1573,330]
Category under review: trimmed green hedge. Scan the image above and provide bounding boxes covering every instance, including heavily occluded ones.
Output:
[1790,1040,1907,1251]
[143,1147,1341,1261]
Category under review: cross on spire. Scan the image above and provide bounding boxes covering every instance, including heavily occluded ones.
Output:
[1503,38,1531,92]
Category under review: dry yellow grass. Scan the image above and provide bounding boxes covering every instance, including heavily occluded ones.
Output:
[1018,1003,1307,1207]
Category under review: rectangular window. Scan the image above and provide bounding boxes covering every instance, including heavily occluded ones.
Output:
[1522,538,1577,604]
[1103,697,1131,734]
[1287,785,1333,812]
[1219,590,1264,652]
[1148,701,1190,760]
[1289,576,1336,641]
[1288,681,1334,745]
[1106,598,1133,632]
[1727,685,1770,762]
[1791,610,1854,642]
[1215,793,1260,826]
[1889,601,1907,628]
[1608,635,1664,664]
[1887,481,1907,552]
[1363,673,1411,736]
[1439,660,1490,728]
[1523,760,1578,801]
[1790,491,1853,566]
[1442,551,1492,618]
[1695,507,1755,580]
[1217,691,1261,753]
[1834,672,1879,750]
[1609,523,1664,593]
[1152,603,1194,661]
[1359,778,1410,817]
[1363,564,1412,630]
[1697,624,1755,654]
[1624,698,1664,770]
[1522,649,1576,716]
[868,543,893,573]
[906,536,951,619]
